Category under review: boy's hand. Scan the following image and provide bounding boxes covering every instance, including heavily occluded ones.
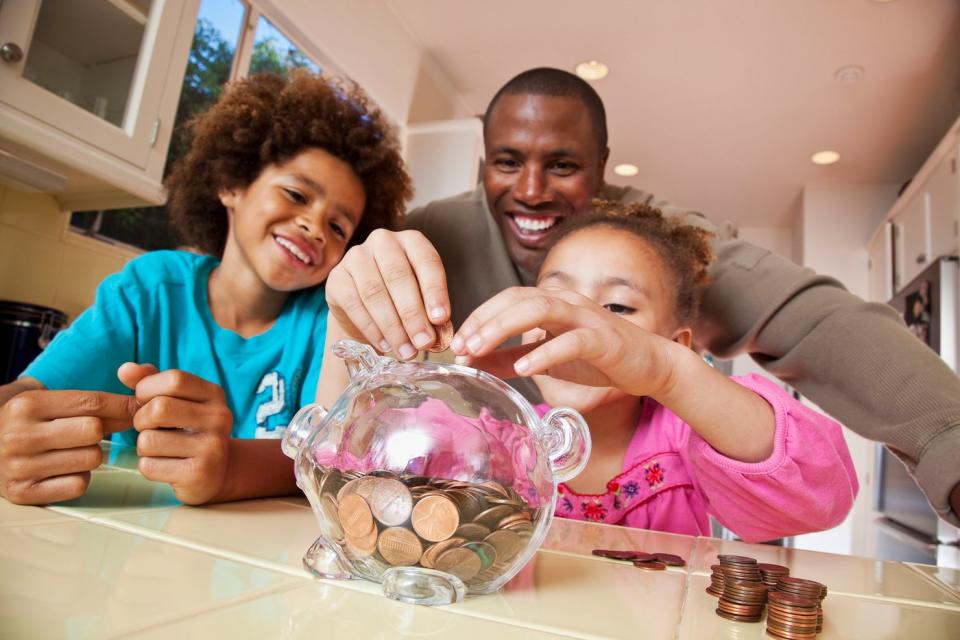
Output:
[0,385,138,504]
[118,363,233,505]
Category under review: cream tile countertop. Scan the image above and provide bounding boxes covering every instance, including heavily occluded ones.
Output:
[2,442,958,639]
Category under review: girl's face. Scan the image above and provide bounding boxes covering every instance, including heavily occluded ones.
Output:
[531,225,690,413]
[219,147,366,293]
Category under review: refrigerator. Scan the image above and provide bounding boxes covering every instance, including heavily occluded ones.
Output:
[877,256,960,567]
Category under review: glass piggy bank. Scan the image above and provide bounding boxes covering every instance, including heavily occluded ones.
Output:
[282,340,591,606]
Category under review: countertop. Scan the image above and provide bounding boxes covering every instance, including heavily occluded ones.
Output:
[2,441,958,639]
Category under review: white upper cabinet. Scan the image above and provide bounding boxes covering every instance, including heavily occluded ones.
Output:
[892,190,930,292]
[0,0,199,210]
[926,143,959,263]
[867,222,893,303]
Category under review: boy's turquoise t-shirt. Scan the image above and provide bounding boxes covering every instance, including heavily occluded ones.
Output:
[22,250,329,443]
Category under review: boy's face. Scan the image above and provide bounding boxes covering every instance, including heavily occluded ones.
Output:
[530,226,686,414]
[483,94,607,277]
[219,147,365,293]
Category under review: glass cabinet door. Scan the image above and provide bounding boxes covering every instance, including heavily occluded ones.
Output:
[21,0,154,129]
[0,0,190,168]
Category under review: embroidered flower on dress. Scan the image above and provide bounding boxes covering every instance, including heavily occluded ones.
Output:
[582,500,607,521]
[561,496,574,512]
[622,481,640,498]
[643,461,665,488]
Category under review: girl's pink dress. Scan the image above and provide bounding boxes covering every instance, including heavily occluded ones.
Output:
[543,374,859,543]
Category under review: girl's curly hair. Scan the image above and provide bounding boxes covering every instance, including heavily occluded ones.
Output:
[165,70,412,257]
[547,200,714,325]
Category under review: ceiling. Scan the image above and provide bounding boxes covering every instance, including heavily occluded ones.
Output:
[384,0,960,228]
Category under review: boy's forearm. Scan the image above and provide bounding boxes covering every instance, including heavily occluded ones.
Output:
[653,344,775,463]
[213,438,300,503]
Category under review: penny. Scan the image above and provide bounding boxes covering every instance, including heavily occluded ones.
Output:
[412,494,460,542]
[497,512,532,528]
[377,526,423,566]
[653,553,685,566]
[345,524,378,557]
[454,523,491,540]
[367,478,413,526]
[338,494,375,538]
[464,541,498,571]
[484,529,523,563]
[317,467,342,497]
[473,505,514,528]
[429,321,454,352]
[435,547,482,582]
[633,560,667,570]
[421,536,467,569]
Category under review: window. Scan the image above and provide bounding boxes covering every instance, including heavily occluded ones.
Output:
[69,0,324,253]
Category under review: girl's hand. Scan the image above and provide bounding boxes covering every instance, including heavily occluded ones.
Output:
[452,287,681,399]
[118,363,234,505]
[0,381,138,504]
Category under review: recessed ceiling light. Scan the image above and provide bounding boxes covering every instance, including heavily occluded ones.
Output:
[835,65,864,83]
[575,60,608,81]
[613,163,639,176]
[811,151,840,165]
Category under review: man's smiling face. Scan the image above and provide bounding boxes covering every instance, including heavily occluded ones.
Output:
[483,93,608,276]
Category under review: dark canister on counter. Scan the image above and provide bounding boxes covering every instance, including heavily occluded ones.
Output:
[0,300,67,384]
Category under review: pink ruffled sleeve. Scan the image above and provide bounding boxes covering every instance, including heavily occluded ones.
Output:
[683,374,859,543]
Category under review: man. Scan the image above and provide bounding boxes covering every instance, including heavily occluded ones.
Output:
[325,68,960,526]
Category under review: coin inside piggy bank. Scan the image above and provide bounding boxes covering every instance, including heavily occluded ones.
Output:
[283,339,591,605]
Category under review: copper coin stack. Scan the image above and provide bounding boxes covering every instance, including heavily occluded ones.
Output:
[758,563,790,588]
[591,549,685,571]
[706,563,725,596]
[716,579,768,623]
[765,590,820,640]
[312,466,536,587]
[774,576,827,633]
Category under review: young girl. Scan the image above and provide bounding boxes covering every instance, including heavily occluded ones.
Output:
[0,71,411,507]
[453,202,858,542]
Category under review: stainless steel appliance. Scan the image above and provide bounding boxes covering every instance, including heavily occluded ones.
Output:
[877,257,960,567]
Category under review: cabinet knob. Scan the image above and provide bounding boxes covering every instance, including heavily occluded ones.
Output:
[916,253,927,264]
[0,43,23,63]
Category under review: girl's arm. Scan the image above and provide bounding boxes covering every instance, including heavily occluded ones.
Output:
[454,286,776,461]
[650,342,775,462]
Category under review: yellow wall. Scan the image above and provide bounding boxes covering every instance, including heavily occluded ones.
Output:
[0,186,140,321]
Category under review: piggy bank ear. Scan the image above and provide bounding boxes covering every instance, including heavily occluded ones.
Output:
[536,407,592,482]
[522,327,547,346]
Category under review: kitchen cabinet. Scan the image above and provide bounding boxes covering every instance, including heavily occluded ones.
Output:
[926,143,959,263]
[892,188,930,292]
[867,222,893,303]
[0,0,199,210]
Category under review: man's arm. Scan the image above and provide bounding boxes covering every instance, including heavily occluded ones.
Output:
[698,237,960,526]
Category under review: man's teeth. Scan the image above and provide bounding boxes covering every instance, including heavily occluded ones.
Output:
[513,216,558,233]
[275,236,312,264]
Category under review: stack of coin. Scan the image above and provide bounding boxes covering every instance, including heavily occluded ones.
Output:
[706,564,726,596]
[716,579,768,623]
[765,590,820,639]
[311,466,537,587]
[775,576,827,633]
[758,563,790,588]
[718,554,763,584]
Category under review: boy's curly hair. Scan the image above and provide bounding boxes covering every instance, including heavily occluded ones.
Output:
[165,70,412,257]
[548,200,714,325]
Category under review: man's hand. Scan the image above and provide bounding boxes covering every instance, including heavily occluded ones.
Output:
[325,229,451,359]
[118,363,233,505]
[0,384,137,504]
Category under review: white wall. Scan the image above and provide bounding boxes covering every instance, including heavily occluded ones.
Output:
[789,183,899,558]
[260,0,467,128]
